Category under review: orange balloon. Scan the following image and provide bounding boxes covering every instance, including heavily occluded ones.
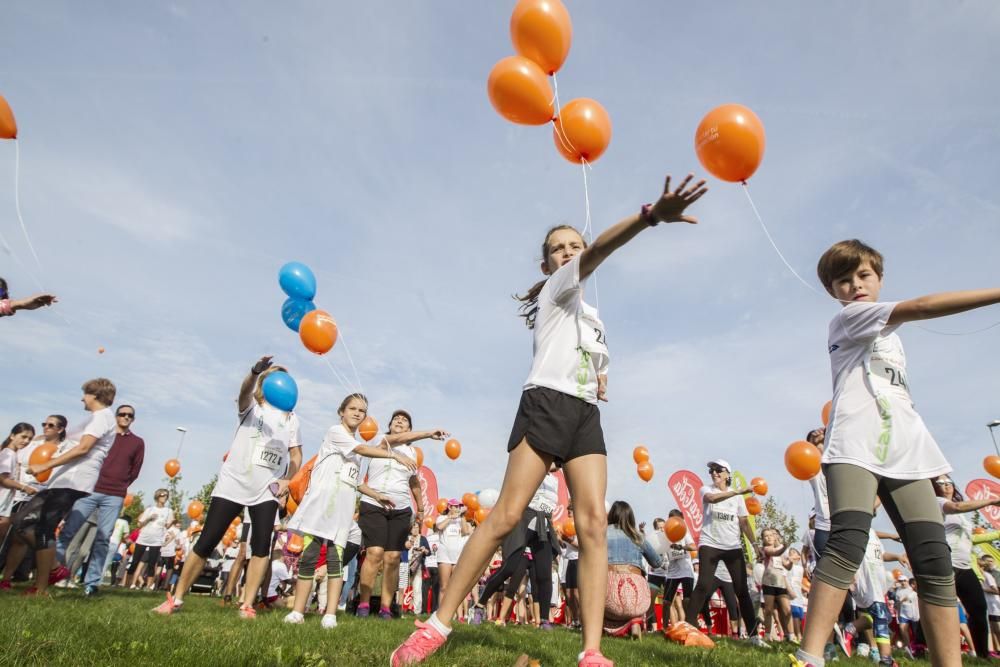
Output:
[436,498,449,514]
[358,416,378,442]
[892,568,902,579]
[664,516,686,542]
[561,518,576,538]
[985,456,1000,479]
[463,493,480,512]
[694,103,766,183]
[464,507,476,521]
[445,439,461,460]
[745,497,762,515]
[98,347,105,355]
[553,98,612,163]
[785,440,821,481]
[187,500,204,520]
[287,534,304,553]
[299,309,338,355]
[487,55,554,126]
[751,477,768,496]
[0,95,16,140]
[475,508,488,524]
[423,517,434,529]
[821,401,832,426]
[414,446,424,468]
[632,445,650,465]
[509,0,572,75]
[129,543,136,555]
[164,458,181,478]
[28,443,57,483]
[637,461,654,482]
[124,493,134,507]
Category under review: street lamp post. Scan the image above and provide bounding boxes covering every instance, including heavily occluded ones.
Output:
[989,420,1000,457]
[176,426,188,458]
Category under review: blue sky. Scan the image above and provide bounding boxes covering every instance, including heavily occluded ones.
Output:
[1,2,998,535]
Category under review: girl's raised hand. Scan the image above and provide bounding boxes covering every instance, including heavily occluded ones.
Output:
[649,174,708,224]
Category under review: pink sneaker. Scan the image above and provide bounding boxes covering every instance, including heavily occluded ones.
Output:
[238,604,257,620]
[48,565,70,586]
[390,619,448,666]
[578,649,614,666]
[153,593,181,615]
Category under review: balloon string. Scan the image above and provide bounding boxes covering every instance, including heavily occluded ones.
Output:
[335,328,366,399]
[322,356,357,397]
[582,159,598,311]
[742,182,999,336]
[13,140,45,279]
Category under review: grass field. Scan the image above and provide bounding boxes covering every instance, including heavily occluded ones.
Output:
[0,588,970,666]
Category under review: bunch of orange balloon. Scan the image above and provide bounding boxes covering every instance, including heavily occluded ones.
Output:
[486,0,612,165]
[744,476,767,515]
[632,445,653,482]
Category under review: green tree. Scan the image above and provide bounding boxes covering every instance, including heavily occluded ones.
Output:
[757,496,800,548]
[185,475,218,528]
[122,492,145,528]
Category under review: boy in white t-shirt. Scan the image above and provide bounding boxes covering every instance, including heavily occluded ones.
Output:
[794,240,1000,667]
[979,555,1000,650]
[2,378,117,595]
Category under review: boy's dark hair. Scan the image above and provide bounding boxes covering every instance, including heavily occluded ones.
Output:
[816,239,884,296]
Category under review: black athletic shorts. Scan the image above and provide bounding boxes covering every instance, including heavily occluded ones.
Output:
[507,387,606,464]
[564,559,579,589]
[762,584,789,598]
[358,503,413,551]
[648,574,666,590]
[12,488,88,549]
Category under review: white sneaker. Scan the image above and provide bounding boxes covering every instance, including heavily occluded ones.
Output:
[337,602,347,611]
[750,636,771,649]
[321,613,337,629]
[283,611,305,625]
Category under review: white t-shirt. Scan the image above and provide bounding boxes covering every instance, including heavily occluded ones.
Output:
[562,539,579,562]
[286,424,360,546]
[787,563,807,609]
[110,518,130,546]
[268,559,291,597]
[852,529,887,609]
[528,473,559,532]
[938,497,974,569]
[665,538,695,580]
[0,448,16,517]
[424,532,440,568]
[348,519,362,546]
[523,255,609,404]
[897,586,919,620]
[983,571,1000,616]
[809,472,831,531]
[699,485,747,550]
[214,401,302,507]
[48,408,118,493]
[361,442,417,511]
[437,513,464,542]
[14,441,49,503]
[137,506,174,547]
[824,302,950,480]
[159,526,180,557]
[763,548,789,588]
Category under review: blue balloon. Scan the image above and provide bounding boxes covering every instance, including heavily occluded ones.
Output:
[278,262,317,301]
[262,371,298,412]
[281,297,316,332]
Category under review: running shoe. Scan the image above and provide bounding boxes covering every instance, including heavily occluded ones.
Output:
[153,593,181,615]
[321,613,337,629]
[390,619,448,666]
[283,611,305,624]
[577,649,614,666]
[379,607,393,620]
[238,604,257,620]
[356,603,370,618]
[750,636,771,649]
[48,565,70,586]
[539,621,553,630]
[833,623,852,657]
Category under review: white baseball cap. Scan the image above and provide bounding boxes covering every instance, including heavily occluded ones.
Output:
[708,459,732,472]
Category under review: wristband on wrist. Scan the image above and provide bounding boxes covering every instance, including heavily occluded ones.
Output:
[640,203,657,227]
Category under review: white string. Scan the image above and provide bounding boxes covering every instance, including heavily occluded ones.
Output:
[322,356,356,396]
[742,182,999,337]
[581,159,599,311]
[13,140,44,277]
[335,328,366,399]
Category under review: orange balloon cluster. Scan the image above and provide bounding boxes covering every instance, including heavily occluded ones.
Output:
[633,445,653,482]
[487,0,612,164]
[784,440,821,481]
[300,310,338,355]
[358,416,378,442]
[164,458,181,479]
[445,439,462,461]
[0,95,16,140]
[695,103,766,183]
[28,443,57,483]
[664,516,686,542]
[187,500,204,520]
[985,456,1000,479]
[463,493,480,512]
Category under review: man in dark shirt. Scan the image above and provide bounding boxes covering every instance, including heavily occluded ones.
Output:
[55,404,145,596]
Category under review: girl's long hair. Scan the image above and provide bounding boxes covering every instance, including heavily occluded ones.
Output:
[2,422,35,449]
[515,225,585,329]
[607,500,643,546]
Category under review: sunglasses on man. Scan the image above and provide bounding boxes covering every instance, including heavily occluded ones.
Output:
[117,412,135,419]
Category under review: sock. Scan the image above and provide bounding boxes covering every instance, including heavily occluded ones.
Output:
[428,613,452,637]
[795,648,825,666]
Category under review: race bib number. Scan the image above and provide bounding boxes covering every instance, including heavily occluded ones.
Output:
[253,443,285,471]
[579,310,609,356]
[339,461,360,488]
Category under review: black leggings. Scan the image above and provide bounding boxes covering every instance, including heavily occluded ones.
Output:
[685,546,757,636]
[526,532,555,621]
[955,567,990,657]
[193,498,278,559]
[127,543,159,574]
[664,576,694,607]
[479,546,527,603]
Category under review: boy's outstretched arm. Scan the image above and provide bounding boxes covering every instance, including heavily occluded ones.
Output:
[888,288,1000,326]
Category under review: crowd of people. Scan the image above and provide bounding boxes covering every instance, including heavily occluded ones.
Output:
[2,174,999,667]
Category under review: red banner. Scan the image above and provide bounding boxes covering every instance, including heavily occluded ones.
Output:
[668,469,705,544]
[552,470,570,524]
[415,466,439,535]
[967,479,1000,529]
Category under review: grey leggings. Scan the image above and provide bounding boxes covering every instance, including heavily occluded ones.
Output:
[814,463,955,607]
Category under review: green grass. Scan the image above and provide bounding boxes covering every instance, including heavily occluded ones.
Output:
[0,588,963,666]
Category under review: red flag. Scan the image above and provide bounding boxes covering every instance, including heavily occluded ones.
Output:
[966,479,1000,529]
[415,466,439,535]
[668,469,705,544]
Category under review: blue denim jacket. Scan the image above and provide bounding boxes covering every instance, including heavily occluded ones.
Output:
[607,526,663,569]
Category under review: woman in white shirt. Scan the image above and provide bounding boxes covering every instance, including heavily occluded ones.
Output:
[934,475,1000,658]
[156,357,302,620]
[129,488,173,589]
